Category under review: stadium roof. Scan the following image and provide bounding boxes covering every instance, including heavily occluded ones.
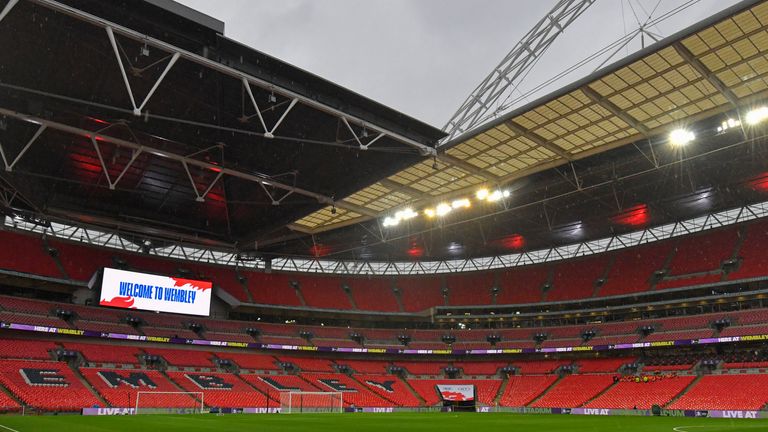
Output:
[0,0,444,249]
[294,0,768,235]
[3,0,768,262]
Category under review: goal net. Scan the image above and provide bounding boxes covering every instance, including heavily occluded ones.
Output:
[135,391,205,414]
[279,391,343,413]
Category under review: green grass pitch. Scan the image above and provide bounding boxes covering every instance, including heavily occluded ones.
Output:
[1,413,767,432]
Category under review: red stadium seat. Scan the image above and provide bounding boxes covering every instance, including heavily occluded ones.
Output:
[530,374,614,408]
[499,375,558,407]
[668,374,768,410]
[0,360,100,411]
[585,376,695,409]
[166,371,269,408]
[347,278,400,312]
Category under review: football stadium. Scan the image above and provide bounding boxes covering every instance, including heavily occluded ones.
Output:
[1,0,768,430]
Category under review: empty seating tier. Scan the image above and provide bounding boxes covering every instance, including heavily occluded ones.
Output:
[585,376,695,409]
[530,374,615,408]
[668,374,768,410]
[0,360,100,411]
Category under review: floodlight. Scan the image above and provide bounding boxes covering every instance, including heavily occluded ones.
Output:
[487,190,504,201]
[669,128,695,146]
[451,198,470,209]
[746,106,768,126]
[395,208,417,221]
[436,203,452,216]
[382,216,399,227]
[476,189,489,200]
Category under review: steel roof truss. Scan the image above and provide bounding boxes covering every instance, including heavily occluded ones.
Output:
[340,117,386,151]
[90,136,142,190]
[181,160,224,203]
[0,0,18,23]
[241,77,299,139]
[0,124,46,172]
[106,27,180,116]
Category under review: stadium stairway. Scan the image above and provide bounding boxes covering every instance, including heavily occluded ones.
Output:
[579,379,620,407]
[160,370,192,393]
[392,284,406,313]
[348,374,399,407]
[398,376,426,406]
[525,375,564,407]
[41,237,69,280]
[67,363,109,407]
[652,242,679,290]
[234,269,255,304]
[663,375,703,408]
[343,286,358,310]
[0,381,22,410]
[293,284,308,308]
[234,374,276,403]
[590,254,616,298]
[493,375,510,406]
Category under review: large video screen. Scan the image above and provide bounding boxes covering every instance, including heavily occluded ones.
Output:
[436,384,475,402]
[99,267,212,316]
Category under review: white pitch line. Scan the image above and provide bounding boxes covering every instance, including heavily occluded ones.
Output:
[674,425,766,432]
[0,424,20,432]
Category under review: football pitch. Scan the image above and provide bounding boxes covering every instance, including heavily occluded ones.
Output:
[0,413,767,432]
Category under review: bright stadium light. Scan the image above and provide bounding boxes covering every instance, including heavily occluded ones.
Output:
[669,128,695,146]
[424,208,435,218]
[717,118,741,133]
[436,203,452,216]
[382,208,417,227]
[382,216,399,227]
[395,208,417,221]
[746,106,768,126]
[478,188,510,202]
[452,198,471,209]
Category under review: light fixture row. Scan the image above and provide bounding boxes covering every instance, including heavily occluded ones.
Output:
[672,105,768,146]
[382,188,510,227]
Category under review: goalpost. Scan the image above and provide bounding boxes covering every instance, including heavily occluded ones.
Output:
[279,391,344,414]
[134,391,205,415]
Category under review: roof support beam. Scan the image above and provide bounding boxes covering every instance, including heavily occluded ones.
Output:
[181,161,224,202]
[0,107,382,216]
[580,86,650,135]
[106,27,180,116]
[242,77,299,139]
[436,153,500,181]
[0,124,46,171]
[29,0,436,157]
[90,136,142,190]
[329,201,379,218]
[0,0,18,23]
[672,42,740,108]
[503,119,573,160]
[377,178,429,200]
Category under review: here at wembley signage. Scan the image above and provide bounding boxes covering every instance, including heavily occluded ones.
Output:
[100,267,212,316]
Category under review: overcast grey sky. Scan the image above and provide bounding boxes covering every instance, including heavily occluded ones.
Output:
[177,0,741,128]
